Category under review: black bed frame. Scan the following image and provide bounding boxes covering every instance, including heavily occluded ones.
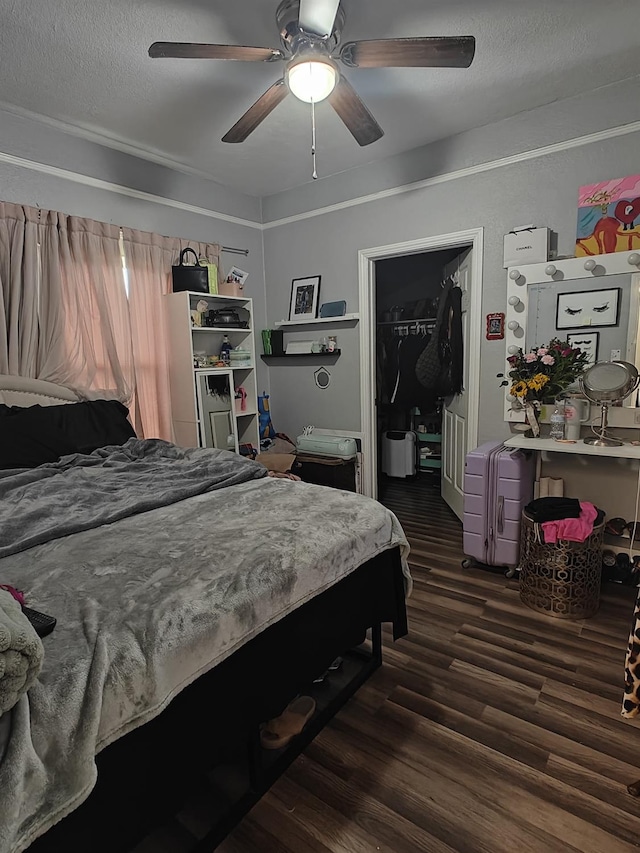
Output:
[30,547,407,853]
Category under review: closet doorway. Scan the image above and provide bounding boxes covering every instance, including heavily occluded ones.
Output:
[358,229,483,518]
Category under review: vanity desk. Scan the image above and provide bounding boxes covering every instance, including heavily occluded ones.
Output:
[504,435,640,460]
[502,249,640,519]
[503,251,640,754]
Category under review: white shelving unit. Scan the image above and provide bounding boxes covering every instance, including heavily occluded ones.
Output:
[165,291,259,453]
[274,313,360,328]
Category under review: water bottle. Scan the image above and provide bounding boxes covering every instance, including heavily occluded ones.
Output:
[549,404,565,440]
[220,334,232,366]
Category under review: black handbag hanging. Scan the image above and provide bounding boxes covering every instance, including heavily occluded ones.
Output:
[172,248,209,294]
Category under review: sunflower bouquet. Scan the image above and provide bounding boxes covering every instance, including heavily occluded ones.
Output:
[499,338,590,405]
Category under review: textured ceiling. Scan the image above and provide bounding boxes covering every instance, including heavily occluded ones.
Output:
[0,0,639,198]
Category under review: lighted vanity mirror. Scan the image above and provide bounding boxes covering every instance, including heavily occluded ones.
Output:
[526,273,633,368]
[504,250,640,426]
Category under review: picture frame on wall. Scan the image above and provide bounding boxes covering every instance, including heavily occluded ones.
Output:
[576,175,640,257]
[567,332,599,366]
[556,287,620,330]
[486,312,505,340]
[289,276,321,321]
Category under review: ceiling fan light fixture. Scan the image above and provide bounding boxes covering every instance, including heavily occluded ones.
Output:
[286,58,337,102]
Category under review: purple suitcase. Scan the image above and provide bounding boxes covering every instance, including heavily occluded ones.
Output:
[462,441,535,575]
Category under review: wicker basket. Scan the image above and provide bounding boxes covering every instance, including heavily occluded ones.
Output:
[519,511,604,619]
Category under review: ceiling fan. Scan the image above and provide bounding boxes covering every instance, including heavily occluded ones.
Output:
[149,0,475,147]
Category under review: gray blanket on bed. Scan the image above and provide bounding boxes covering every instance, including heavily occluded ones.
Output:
[0,438,267,559]
[0,440,409,853]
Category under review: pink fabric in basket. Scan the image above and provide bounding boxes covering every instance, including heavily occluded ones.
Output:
[541,501,598,544]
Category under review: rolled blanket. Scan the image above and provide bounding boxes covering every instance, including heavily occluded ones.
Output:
[0,589,44,717]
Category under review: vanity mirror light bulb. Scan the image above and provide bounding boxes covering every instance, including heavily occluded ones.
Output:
[507,320,520,332]
[545,264,557,276]
[629,253,640,267]
[507,345,519,355]
[507,296,521,307]
[584,258,597,271]
[508,269,521,281]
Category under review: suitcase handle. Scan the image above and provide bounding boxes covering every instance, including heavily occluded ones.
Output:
[497,495,505,534]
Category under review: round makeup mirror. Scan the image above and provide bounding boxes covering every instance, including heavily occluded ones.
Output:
[580,361,640,447]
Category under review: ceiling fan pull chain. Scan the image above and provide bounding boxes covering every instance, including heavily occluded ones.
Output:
[311,97,318,180]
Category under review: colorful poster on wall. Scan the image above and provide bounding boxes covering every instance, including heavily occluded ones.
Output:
[576,175,640,257]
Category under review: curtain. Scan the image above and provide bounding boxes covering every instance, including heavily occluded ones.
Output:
[122,229,221,441]
[0,199,223,442]
[0,203,40,376]
[40,212,134,402]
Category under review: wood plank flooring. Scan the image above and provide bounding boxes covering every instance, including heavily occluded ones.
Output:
[149,477,640,852]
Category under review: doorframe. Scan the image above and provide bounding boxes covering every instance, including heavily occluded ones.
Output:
[358,227,484,499]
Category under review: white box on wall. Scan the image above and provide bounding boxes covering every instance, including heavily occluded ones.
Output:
[503,227,550,268]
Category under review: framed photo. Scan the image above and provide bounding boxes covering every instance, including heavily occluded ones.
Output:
[556,287,620,330]
[289,276,321,321]
[486,312,505,340]
[567,332,599,366]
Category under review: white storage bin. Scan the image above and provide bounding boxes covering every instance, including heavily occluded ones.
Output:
[381,430,416,478]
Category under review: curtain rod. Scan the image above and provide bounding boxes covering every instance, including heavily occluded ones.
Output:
[222,246,249,256]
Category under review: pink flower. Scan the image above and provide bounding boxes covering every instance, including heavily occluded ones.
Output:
[561,348,572,357]
[541,354,555,365]
[524,353,538,363]
[537,347,548,356]
[507,355,518,365]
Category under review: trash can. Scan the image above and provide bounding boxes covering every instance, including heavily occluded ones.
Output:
[381,430,417,478]
[519,510,604,619]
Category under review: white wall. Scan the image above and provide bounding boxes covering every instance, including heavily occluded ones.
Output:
[262,79,640,442]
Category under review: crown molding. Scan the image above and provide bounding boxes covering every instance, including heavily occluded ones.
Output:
[0,150,263,230]
[262,119,640,229]
[1,117,639,234]
[0,100,225,184]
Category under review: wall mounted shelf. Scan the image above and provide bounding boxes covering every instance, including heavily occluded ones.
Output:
[261,351,341,362]
[274,315,359,328]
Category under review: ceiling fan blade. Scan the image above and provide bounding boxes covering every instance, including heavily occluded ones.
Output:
[222,79,289,143]
[328,75,383,147]
[149,42,284,61]
[340,36,476,68]
[298,0,341,37]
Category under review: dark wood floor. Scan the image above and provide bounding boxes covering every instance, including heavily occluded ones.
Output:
[144,477,640,853]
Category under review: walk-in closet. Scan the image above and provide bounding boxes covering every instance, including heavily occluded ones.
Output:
[375,246,469,514]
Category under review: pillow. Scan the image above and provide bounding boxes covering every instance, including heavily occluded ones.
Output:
[0,400,136,469]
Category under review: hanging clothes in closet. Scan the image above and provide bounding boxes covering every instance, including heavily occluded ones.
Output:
[415,276,464,398]
[377,320,435,412]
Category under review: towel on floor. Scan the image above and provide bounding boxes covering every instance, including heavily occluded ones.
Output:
[0,589,44,716]
[541,501,598,544]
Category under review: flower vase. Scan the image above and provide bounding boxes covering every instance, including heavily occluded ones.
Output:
[523,402,541,437]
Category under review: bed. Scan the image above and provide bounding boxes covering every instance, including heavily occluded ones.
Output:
[0,376,410,853]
